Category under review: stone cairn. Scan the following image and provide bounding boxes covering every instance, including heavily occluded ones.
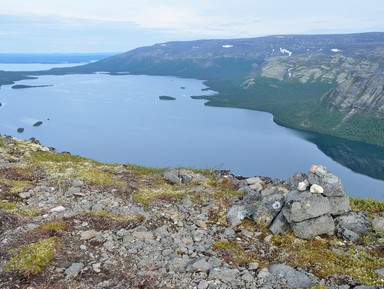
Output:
[227,165,373,241]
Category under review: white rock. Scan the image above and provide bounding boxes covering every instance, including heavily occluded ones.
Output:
[297,180,309,191]
[50,206,66,212]
[93,263,102,273]
[310,184,324,194]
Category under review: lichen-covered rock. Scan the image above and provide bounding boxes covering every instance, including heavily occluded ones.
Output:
[291,214,335,239]
[328,196,351,216]
[283,192,331,223]
[335,211,372,241]
[226,205,248,227]
[251,193,284,227]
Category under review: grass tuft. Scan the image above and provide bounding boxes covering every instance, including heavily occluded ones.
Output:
[6,237,59,275]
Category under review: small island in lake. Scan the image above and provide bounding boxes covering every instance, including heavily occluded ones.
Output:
[11,84,53,89]
[17,128,24,133]
[33,121,43,127]
[159,95,176,100]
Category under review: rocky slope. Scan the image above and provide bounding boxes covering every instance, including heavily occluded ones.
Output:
[1,136,384,288]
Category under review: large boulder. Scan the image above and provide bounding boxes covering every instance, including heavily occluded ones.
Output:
[335,211,372,241]
[283,192,331,223]
[328,196,351,216]
[291,214,335,239]
[251,193,284,227]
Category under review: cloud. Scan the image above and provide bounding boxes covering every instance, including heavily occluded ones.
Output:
[0,0,383,52]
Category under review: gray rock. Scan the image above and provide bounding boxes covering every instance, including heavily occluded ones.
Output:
[197,280,209,289]
[285,172,308,190]
[372,216,384,233]
[163,170,182,185]
[237,186,255,195]
[241,271,254,282]
[354,286,377,289]
[328,196,351,216]
[269,211,290,234]
[168,257,190,272]
[308,168,345,197]
[268,264,312,288]
[224,227,236,238]
[132,230,154,240]
[248,262,259,271]
[335,211,372,241]
[163,169,208,185]
[65,262,84,280]
[72,180,84,187]
[154,226,170,238]
[375,267,384,276]
[208,268,239,282]
[291,214,335,239]
[283,192,331,223]
[66,187,82,196]
[80,230,98,241]
[246,177,263,185]
[208,257,222,268]
[227,205,247,227]
[190,258,212,272]
[251,193,284,227]
[19,192,31,199]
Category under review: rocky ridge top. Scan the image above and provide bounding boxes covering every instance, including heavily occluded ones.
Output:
[0,136,384,288]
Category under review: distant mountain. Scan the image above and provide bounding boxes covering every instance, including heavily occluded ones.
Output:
[9,32,384,146]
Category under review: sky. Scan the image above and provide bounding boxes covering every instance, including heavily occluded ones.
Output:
[0,0,383,53]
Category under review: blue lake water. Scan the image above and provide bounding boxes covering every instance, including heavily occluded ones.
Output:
[0,64,383,199]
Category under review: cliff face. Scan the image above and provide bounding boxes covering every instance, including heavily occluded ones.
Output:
[321,74,384,118]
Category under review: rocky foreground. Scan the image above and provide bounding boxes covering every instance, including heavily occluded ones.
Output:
[0,136,384,289]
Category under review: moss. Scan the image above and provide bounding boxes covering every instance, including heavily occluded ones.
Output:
[133,184,188,207]
[350,197,384,218]
[126,164,166,175]
[0,140,4,147]
[33,221,68,234]
[28,151,126,186]
[0,201,40,216]
[212,240,260,267]
[0,201,18,212]
[6,237,59,275]
[271,233,384,285]
[0,178,32,194]
[30,151,98,164]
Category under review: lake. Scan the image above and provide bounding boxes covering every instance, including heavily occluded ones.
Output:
[0,63,383,199]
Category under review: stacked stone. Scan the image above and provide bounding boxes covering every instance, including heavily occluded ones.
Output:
[226,165,372,240]
[277,165,351,239]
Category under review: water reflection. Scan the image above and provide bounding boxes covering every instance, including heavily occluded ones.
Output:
[300,132,384,181]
